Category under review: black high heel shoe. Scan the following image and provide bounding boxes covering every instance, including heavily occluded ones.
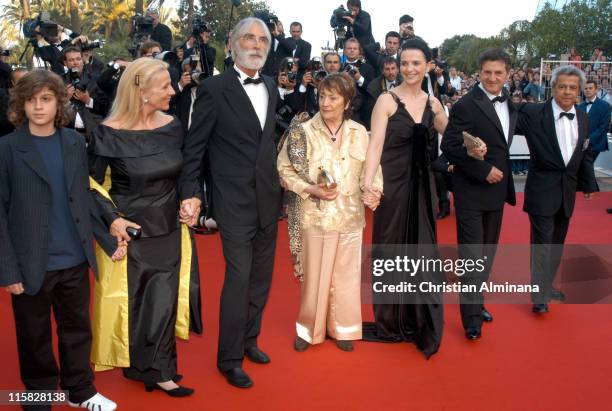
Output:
[144,382,194,397]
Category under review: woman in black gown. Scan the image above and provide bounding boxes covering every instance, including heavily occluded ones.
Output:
[361,39,448,358]
[89,58,202,396]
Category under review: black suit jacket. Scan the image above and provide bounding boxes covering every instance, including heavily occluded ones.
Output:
[151,23,173,51]
[352,10,375,47]
[175,84,197,132]
[179,70,282,228]
[286,85,318,117]
[516,100,598,218]
[441,85,517,211]
[36,40,73,75]
[0,126,116,295]
[277,38,312,70]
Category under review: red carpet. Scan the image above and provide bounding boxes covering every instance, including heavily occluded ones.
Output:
[1,192,611,410]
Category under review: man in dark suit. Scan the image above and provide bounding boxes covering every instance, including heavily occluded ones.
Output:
[276,22,312,74]
[0,69,120,410]
[441,49,517,340]
[578,80,611,162]
[179,17,281,389]
[343,0,375,47]
[363,31,401,77]
[147,9,172,51]
[365,56,399,120]
[516,65,598,314]
[343,38,375,127]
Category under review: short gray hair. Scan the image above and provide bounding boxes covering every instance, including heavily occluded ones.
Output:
[551,65,586,90]
[230,17,271,62]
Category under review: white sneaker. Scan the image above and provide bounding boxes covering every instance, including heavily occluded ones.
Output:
[68,392,117,411]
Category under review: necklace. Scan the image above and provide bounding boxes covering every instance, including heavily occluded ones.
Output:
[322,119,344,142]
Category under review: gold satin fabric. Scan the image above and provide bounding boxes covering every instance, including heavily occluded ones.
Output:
[296,228,363,344]
[88,177,192,372]
[277,113,383,233]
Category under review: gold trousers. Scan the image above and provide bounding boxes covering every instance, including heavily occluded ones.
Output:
[296,228,363,344]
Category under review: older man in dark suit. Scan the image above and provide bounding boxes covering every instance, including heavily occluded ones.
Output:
[442,49,518,340]
[179,17,281,389]
[516,65,598,314]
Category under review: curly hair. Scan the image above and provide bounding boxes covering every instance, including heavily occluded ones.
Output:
[8,69,72,128]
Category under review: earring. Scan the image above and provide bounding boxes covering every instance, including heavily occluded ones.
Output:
[144,98,149,104]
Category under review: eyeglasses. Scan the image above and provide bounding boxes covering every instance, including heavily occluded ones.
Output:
[241,33,270,46]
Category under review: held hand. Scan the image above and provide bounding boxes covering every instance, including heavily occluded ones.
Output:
[66,84,76,99]
[180,198,202,227]
[111,241,127,261]
[5,282,24,295]
[584,192,594,200]
[110,218,142,243]
[343,16,355,24]
[486,166,504,184]
[362,187,382,211]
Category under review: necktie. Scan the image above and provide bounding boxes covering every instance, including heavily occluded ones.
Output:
[585,101,593,106]
[559,112,575,120]
[491,95,507,104]
[243,77,263,85]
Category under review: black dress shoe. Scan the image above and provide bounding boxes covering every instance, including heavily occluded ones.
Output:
[550,288,566,301]
[244,346,270,364]
[294,336,310,352]
[481,307,493,322]
[532,303,549,314]
[220,367,253,388]
[144,382,194,397]
[336,340,354,351]
[465,327,482,340]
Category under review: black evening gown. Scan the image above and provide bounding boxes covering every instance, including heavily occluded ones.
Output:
[363,92,444,358]
[90,118,202,382]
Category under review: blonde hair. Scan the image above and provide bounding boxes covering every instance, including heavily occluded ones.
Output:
[106,57,169,129]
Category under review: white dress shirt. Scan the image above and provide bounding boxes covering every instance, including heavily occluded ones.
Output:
[551,99,578,166]
[74,98,95,130]
[450,75,461,92]
[585,97,596,113]
[234,65,269,130]
[479,83,510,142]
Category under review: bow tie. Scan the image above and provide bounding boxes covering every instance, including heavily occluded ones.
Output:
[491,95,507,104]
[243,77,263,85]
[559,112,575,120]
[585,101,593,105]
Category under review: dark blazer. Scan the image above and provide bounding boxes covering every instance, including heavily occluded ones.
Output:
[151,23,173,51]
[441,85,517,211]
[516,100,598,218]
[286,85,318,117]
[175,84,197,132]
[35,40,73,75]
[0,126,116,295]
[179,70,282,228]
[277,38,312,70]
[0,88,14,137]
[352,10,375,47]
[577,98,611,153]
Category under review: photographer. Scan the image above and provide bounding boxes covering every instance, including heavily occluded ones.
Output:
[82,43,106,80]
[324,52,342,74]
[138,40,162,58]
[367,56,400,104]
[183,24,216,79]
[336,0,375,48]
[399,14,416,44]
[285,57,328,118]
[363,31,401,77]
[175,57,204,131]
[261,17,286,77]
[0,49,11,89]
[96,58,130,103]
[342,37,374,126]
[146,9,172,51]
[33,21,84,75]
[62,47,109,140]
[276,22,312,79]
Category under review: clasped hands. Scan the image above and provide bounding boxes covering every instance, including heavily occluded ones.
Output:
[362,186,382,211]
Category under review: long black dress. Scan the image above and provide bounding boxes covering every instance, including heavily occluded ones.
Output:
[363,91,444,358]
[90,118,202,382]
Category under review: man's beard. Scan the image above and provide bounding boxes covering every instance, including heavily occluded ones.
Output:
[236,49,267,71]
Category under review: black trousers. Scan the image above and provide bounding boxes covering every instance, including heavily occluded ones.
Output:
[529,210,570,304]
[217,222,277,371]
[455,208,503,329]
[434,172,450,211]
[11,262,96,405]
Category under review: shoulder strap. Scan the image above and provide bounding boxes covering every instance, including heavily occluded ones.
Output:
[384,90,402,106]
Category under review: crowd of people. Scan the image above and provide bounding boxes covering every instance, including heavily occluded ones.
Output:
[0,1,610,410]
